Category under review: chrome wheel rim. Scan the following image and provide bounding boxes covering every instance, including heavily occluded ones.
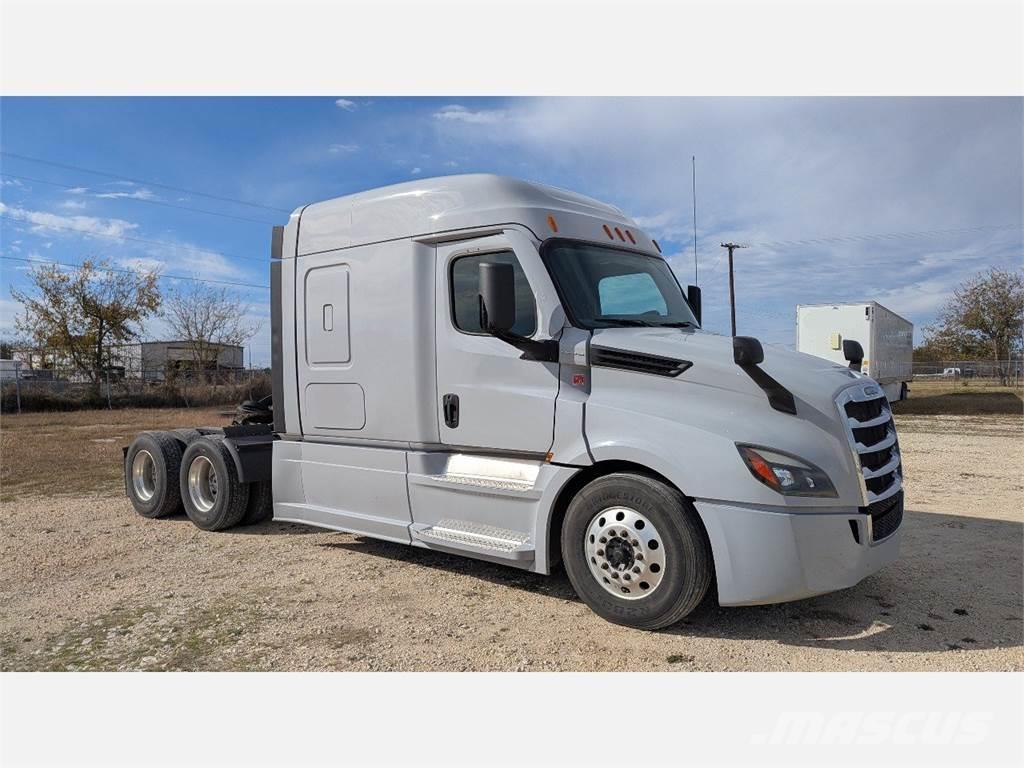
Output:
[131,449,157,502]
[187,455,218,513]
[585,506,667,600]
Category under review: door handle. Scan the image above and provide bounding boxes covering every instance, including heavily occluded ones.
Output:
[442,393,459,428]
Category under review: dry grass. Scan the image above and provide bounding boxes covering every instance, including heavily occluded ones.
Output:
[894,380,1023,416]
[0,407,231,502]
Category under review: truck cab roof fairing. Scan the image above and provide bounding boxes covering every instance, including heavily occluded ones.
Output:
[290,174,658,257]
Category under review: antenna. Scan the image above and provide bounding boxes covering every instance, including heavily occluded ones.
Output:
[692,155,698,285]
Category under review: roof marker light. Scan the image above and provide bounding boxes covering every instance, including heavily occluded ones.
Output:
[603,224,614,239]
[613,227,625,242]
[547,215,559,233]
[625,229,636,244]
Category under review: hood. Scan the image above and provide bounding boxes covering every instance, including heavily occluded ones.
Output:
[590,327,864,415]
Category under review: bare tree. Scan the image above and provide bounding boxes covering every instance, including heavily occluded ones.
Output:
[11,259,161,388]
[162,283,260,378]
[919,267,1024,382]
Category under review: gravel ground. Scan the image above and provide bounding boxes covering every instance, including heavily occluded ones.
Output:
[1,412,1021,671]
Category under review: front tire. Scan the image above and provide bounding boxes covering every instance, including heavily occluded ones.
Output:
[561,473,712,630]
[179,437,249,531]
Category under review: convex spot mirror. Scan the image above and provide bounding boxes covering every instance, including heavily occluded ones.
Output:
[842,339,864,370]
[478,261,516,332]
[686,284,702,325]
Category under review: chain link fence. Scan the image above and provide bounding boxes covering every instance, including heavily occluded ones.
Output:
[912,360,1022,387]
[1,361,270,413]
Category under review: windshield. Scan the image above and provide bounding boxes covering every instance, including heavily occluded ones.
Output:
[541,240,698,329]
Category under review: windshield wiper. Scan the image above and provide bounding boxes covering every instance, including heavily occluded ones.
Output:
[594,318,693,329]
[593,318,655,327]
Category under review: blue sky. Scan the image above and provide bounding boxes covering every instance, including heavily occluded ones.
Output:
[1,97,1021,366]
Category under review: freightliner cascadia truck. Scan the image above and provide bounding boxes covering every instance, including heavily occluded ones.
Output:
[124,175,903,630]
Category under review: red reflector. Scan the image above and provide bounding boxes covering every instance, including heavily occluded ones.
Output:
[625,229,636,244]
[547,214,558,233]
[603,224,614,239]
[614,227,625,241]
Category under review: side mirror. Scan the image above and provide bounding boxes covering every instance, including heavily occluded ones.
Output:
[733,336,764,366]
[686,284,702,325]
[842,339,864,370]
[479,262,516,332]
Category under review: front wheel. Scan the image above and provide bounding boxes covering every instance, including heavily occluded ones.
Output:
[561,473,713,630]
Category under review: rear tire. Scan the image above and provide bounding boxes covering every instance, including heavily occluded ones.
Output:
[242,481,274,525]
[125,431,183,519]
[561,472,712,630]
[179,437,249,531]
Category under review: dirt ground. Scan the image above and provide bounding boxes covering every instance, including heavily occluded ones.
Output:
[1,406,1021,671]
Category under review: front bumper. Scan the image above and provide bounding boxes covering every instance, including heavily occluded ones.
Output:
[694,496,901,607]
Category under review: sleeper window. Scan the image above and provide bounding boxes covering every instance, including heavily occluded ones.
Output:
[451,251,537,337]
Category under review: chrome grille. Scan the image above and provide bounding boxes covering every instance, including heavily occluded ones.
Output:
[836,384,902,505]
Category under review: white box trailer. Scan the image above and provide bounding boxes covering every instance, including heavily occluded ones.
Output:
[796,302,914,402]
[123,175,903,630]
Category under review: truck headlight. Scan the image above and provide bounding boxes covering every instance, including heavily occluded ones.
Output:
[736,444,837,497]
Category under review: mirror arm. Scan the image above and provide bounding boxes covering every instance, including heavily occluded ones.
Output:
[491,328,559,363]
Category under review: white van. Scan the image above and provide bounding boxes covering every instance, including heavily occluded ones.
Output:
[125,175,902,629]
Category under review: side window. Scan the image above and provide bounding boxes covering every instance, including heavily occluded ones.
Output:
[598,273,668,316]
[451,251,537,337]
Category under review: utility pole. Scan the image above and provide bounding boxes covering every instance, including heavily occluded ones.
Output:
[720,242,747,336]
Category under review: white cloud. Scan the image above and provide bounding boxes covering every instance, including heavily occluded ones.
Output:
[67,187,88,195]
[0,298,23,334]
[328,143,359,154]
[444,160,459,168]
[0,201,138,239]
[433,104,507,124]
[60,199,88,210]
[95,188,157,200]
[410,167,422,175]
[335,98,357,111]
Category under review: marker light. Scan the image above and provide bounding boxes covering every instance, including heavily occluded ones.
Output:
[625,230,636,244]
[736,445,837,497]
[603,224,614,239]
[613,227,625,241]
[547,215,558,233]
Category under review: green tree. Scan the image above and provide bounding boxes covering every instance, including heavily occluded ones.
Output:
[919,267,1024,381]
[10,259,161,388]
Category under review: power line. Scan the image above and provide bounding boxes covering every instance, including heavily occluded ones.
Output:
[1,173,275,226]
[0,151,291,214]
[0,211,267,265]
[750,223,1018,250]
[0,254,270,290]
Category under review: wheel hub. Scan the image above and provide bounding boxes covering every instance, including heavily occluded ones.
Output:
[604,537,634,571]
[584,506,667,600]
[187,455,218,513]
[131,449,157,502]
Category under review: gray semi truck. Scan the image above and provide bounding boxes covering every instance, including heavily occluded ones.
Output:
[124,175,903,630]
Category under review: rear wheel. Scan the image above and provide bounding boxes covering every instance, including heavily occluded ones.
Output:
[125,431,183,519]
[561,472,712,630]
[179,437,249,531]
[241,481,274,525]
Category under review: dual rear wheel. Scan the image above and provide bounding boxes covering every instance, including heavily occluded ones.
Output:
[125,431,272,530]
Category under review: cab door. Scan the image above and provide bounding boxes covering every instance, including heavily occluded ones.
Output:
[434,230,562,454]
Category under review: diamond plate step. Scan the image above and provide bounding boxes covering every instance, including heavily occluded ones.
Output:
[411,519,534,561]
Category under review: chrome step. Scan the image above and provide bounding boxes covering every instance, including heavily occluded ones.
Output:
[411,519,534,561]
